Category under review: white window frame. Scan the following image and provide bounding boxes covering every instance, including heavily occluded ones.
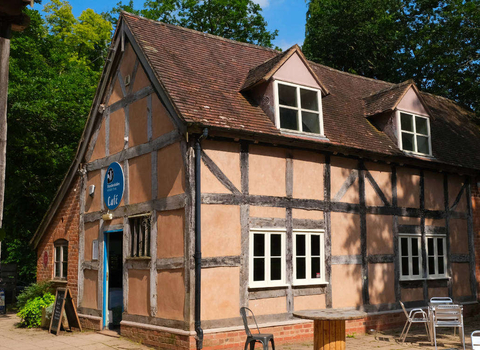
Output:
[249,228,287,288]
[273,80,324,136]
[396,110,432,156]
[399,234,423,281]
[426,234,447,279]
[54,241,68,279]
[293,229,326,286]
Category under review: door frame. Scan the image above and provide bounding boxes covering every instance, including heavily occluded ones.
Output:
[103,229,123,330]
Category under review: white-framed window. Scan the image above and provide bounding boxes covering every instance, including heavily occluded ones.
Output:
[274,80,324,135]
[399,234,422,280]
[249,228,286,288]
[54,240,68,279]
[397,111,432,156]
[293,229,325,285]
[426,235,447,278]
[129,214,151,257]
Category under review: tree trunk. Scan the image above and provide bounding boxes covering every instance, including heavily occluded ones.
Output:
[0,33,10,262]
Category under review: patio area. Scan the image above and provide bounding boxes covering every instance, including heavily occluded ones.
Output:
[277,314,480,350]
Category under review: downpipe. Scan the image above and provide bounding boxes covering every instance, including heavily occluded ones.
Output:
[194,128,208,350]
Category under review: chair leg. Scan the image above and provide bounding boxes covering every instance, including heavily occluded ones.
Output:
[263,340,268,350]
[434,326,438,350]
[270,338,275,350]
[400,320,409,343]
[424,322,430,342]
[403,320,413,343]
[249,340,256,350]
[244,340,250,350]
[461,326,466,350]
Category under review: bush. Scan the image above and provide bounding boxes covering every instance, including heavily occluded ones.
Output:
[17,293,55,328]
[16,281,52,310]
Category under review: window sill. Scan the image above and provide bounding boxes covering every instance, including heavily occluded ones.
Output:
[400,276,450,282]
[126,256,151,261]
[279,129,329,141]
[402,150,435,159]
[293,281,329,287]
[50,279,67,284]
[427,276,450,281]
[248,284,289,290]
[400,277,426,282]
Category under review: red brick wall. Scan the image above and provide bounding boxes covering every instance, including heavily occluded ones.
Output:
[36,176,81,302]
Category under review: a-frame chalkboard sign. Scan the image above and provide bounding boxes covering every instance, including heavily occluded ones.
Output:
[49,288,82,335]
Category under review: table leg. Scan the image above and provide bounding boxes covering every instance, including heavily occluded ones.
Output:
[314,320,346,350]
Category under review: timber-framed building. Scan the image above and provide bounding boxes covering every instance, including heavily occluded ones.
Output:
[32,12,480,349]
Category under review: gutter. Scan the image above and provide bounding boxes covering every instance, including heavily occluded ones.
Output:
[194,128,208,350]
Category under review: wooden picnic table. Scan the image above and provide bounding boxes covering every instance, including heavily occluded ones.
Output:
[293,309,367,350]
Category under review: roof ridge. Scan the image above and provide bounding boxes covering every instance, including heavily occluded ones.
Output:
[363,79,413,99]
[308,60,395,87]
[121,11,281,54]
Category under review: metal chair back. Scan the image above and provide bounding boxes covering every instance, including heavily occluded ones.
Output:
[433,304,463,327]
[240,307,260,338]
[399,301,409,319]
[471,331,480,349]
[430,297,453,304]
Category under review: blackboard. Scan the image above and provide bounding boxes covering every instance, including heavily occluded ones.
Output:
[49,288,82,335]
[49,288,65,335]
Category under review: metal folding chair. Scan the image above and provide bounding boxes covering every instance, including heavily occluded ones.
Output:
[240,307,275,350]
[432,304,465,350]
[399,301,430,343]
[471,331,480,349]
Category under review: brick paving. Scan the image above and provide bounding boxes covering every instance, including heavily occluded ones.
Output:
[2,313,480,349]
[0,314,150,350]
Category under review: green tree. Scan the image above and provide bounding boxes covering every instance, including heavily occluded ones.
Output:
[303,0,480,112]
[109,0,278,48]
[3,1,111,282]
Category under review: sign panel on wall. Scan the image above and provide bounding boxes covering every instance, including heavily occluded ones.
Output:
[103,162,125,210]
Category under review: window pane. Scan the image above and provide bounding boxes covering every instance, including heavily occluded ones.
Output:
[417,135,429,154]
[296,257,306,279]
[302,111,320,134]
[278,84,297,107]
[62,262,68,278]
[428,257,435,275]
[412,257,420,275]
[415,117,428,135]
[296,235,306,256]
[437,238,444,255]
[55,262,61,277]
[428,238,434,255]
[300,89,318,111]
[63,246,68,263]
[401,113,414,132]
[411,238,418,256]
[402,132,414,151]
[311,235,320,256]
[254,234,264,257]
[56,246,61,262]
[311,257,321,279]
[401,238,408,256]
[438,258,445,274]
[271,258,281,281]
[253,258,265,281]
[280,107,298,130]
[271,234,281,257]
[402,257,409,276]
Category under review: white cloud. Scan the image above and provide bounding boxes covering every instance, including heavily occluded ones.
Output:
[253,0,270,8]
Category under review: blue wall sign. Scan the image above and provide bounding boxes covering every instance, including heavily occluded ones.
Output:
[0,289,5,314]
[103,162,124,210]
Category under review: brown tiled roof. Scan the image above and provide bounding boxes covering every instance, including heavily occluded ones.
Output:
[122,12,480,172]
[363,80,413,117]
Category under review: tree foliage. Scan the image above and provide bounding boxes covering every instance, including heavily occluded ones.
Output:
[3,1,111,282]
[303,0,480,112]
[108,0,278,48]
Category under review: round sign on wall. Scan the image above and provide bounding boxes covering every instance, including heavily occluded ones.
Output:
[103,162,125,210]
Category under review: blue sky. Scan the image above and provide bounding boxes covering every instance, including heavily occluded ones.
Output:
[32,0,308,50]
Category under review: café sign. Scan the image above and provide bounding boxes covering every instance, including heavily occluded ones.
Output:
[103,162,124,210]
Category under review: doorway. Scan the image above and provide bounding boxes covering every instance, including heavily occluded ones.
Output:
[103,230,123,330]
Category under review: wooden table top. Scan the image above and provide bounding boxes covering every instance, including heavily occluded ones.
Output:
[293,309,368,321]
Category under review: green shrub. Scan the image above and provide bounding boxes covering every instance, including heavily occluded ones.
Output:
[16,281,52,310]
[17,293,55,328]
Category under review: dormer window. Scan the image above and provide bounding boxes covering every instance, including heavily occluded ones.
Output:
[397,111,431,156]
[274,81,324,135]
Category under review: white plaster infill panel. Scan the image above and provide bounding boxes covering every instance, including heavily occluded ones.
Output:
[273,52,321,90]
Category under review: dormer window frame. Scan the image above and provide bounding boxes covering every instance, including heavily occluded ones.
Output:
[396,109,432,157]
[273,80,325,137]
